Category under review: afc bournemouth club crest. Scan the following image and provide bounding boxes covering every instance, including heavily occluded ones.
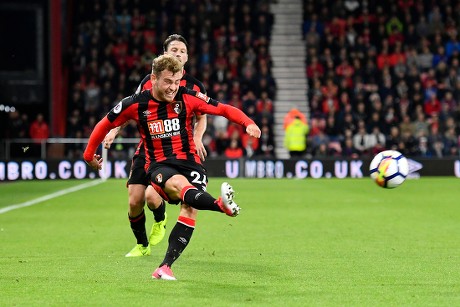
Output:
[173,101,182,114]
[155,173,163,183]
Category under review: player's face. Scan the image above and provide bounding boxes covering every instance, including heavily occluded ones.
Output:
[151,70,183,102]
[164,41,188,67]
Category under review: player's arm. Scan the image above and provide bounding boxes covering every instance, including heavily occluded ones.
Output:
[194,114,207,161]
[103,125,122,149]
[215,104,261,138]
[102,74,151,149]
[84,117,119,170]
[103,120,134,149]
[84,98,136,170]
[191,80,208,161]
[189,91,261,138]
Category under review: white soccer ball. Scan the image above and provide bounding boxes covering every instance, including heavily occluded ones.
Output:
[369,150,409,188]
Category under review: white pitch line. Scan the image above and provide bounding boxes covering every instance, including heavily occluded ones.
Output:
[0,179,105,214]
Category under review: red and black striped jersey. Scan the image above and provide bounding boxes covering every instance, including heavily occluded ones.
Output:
[84,87,255,171]
[133,71,206,157]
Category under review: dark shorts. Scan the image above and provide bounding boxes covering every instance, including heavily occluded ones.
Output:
[127,154,149,186]
[149,161,208,204]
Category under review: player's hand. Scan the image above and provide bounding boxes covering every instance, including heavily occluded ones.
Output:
[194,138,207,161]
[246,124,261,138]
[85,154,103,170]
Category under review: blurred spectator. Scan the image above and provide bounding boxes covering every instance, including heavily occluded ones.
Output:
[29,113,49,144]
[306,55,324,78]
[324,115,340,141]
[342,137,359,158]
[440,91,457,115]
[309,127,330,157]
[386,126,401,151]
[6,111,29,139]
[242,90,257,113]
[428,124,444,158]
[224,133,244,159]
[214,130,229,156]
[222,139,242,158]
[400,130,418,156]
[284,115,309,158]
[368,126,386,155]
[67,109,82,138]
[242,135,259,158]
[29,113,50,157]
[444,127,459,156]
[256,124,275,157]
[283,108,307,130]
[352,121,373,156]
[399,115,413,136]
[424,92,441,117]
[415,136,432,157]
[412,110,429,137]
[255,91,274,114]
[313,143,329,157]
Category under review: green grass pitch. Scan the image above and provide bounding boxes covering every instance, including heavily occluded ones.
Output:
[1,177,459,306]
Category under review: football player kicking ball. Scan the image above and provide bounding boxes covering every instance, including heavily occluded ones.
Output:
[84,54,261,280]
[103,34,207,258]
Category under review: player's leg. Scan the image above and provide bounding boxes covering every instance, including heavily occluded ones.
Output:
[125,156,150,257]
[164,175,240,216]
[152,204,197,280]
[149,164,239,216]
[145,185,167,246]
[151,165,238,280]
[125,183,150,257]
[164,205,197,263]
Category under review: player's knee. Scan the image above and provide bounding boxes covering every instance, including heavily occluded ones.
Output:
[145,188,163,208]
[166,175,189,196]
[128,185,146,208]
[180,205,198,219]
[128,193,145,209]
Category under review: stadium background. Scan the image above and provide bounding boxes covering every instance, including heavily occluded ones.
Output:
[1,0,460,179]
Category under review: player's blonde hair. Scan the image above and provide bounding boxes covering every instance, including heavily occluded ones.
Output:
[151,54,182,77]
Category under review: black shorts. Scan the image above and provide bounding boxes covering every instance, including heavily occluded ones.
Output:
[149,161,208,204]
[127,154,149,186]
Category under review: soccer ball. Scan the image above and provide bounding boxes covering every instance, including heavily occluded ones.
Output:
[369,150,409,188]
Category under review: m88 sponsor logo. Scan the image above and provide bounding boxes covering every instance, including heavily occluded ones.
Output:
[148,118,180,138]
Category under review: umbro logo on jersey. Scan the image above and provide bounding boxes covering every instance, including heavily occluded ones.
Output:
[195,92,210,102]
[143,110,152,116]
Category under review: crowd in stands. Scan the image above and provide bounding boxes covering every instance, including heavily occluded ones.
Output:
[5,0,460,161]
[303,0,460,158]
[65,0,276,159]
[3,111,50,157]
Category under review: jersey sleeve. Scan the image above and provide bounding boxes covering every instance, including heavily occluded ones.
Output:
[184,89,255,128]
[183,74,206,116]
[135,74,151,94]
[83,117,115,162]
[193,81,206,117]
[83,96,138,162]
[192,78,206,95]
[106,95,138,124]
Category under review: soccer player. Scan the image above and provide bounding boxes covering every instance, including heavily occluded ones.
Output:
[84,54,261,280]
[103,34,207,257]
